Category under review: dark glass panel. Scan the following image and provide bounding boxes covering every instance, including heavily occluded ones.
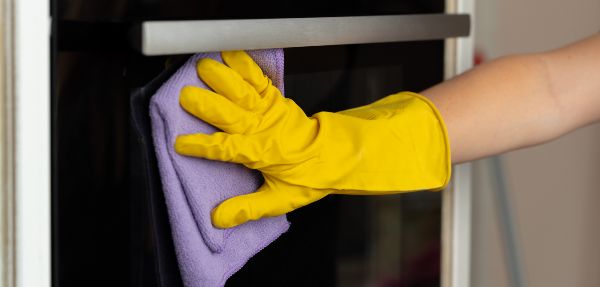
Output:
[52,1,445,286]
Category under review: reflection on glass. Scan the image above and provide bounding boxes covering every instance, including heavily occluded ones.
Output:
[335,193,441,287]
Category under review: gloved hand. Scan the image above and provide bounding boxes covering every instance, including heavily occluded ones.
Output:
[175,51,451,228]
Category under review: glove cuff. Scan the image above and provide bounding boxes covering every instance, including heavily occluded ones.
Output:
[401,92,452,191]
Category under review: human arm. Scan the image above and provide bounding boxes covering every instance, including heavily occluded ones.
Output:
[422,34,600,163]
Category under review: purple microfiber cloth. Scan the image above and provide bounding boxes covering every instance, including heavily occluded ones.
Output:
[149,49,290,287]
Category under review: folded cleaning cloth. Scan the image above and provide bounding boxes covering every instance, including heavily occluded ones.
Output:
[149,49,290,287]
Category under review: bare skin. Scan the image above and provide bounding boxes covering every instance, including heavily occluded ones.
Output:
[422,34,600,163]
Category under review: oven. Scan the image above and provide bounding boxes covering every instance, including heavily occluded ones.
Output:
[0,0,474,286]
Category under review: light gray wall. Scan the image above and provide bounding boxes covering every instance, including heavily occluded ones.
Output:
[471,1,600,286]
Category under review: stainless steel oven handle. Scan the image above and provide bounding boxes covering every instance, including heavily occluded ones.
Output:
[132,14,470,56]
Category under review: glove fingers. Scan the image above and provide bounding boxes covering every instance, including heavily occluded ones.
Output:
[175,132,260,164]
[196,58,262,111]
[221,51,271,95]
[180,86,258,134]
[211,181,330,228]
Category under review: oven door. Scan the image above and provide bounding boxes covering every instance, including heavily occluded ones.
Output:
[41,1,474,287]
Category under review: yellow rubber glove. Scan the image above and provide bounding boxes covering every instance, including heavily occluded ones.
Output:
[175,51,451,228]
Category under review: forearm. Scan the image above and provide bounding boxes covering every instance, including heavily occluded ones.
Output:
[422,34,600,163]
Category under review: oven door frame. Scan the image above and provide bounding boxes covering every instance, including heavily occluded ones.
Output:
[0,0,473,286]
[1,0,52,286]
[442,0,474,286]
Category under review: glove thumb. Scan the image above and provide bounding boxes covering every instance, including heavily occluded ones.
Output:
[211,178,330,228]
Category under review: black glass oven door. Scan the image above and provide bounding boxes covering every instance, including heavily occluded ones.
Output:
[52,0,448,286]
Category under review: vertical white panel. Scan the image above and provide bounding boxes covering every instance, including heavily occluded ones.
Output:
[0,0,5,281]
[451,0,474,283]
[14,0,50,285]
[451,164,473,287]
[444,0,474,287]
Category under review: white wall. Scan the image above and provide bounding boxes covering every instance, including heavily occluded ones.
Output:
[472,1,600,286]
